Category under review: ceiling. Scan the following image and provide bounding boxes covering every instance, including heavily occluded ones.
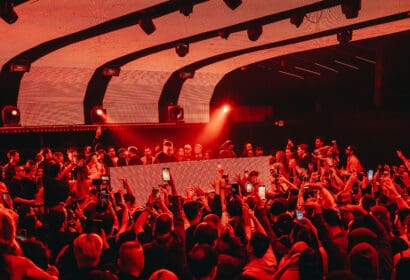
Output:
[0,0,409,126]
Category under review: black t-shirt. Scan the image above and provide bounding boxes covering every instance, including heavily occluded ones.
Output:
[43,178,70,207]
[154,152,177,163]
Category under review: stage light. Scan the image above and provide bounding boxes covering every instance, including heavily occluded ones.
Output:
[341,0,361,19]
[0,0,18,24]
[218,30,230,39]
[179,70,195,79]
[102,66,120,76]
[223,0,242,10]
[337,30,352,45]
[176,42,189,57]
[1,105,20,126]
[177,0,193,16]
[9,60,31,72]
[247,25,262,41]
[90,106,107,124]
[290,13,304,28]
[167,105,184,122]
[138,13,156,35]
[222,105,231,113]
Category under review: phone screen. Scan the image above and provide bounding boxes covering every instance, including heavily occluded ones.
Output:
[162,168,170,181]
[246,182,253,193]
[368,169,374,181]
[258,186,266,200]
[296,209,304,223]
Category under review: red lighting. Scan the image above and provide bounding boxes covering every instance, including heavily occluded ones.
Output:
[11,109,18,116]
[96,108,104,116]
[222,105,231,113]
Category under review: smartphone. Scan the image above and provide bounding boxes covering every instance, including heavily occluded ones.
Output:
[162,168,170,181]
[2,192,10,201]
[368,169,374,181]
[296,209,304,223]
[231,183,239,195]
[114,192,122,205]
[246,181,253,193]
[258,186,266,200]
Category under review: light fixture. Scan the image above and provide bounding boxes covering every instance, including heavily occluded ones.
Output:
[177,0,193,16]
[138,13,156,35]
[337,30,352,45]
[222,105,231,113]
[290,13,305,28]
[167,105,184,122]
[1,105,20,126]
[0,0,18,24]
[102,66,120,76]
[341,0,361,19]
[218,30,230,39]
[9,60,31,72]
[175,42,189,57]
[179,70,195,79]
[247,25,262,41]
[90,106,107,124]
[223,0,242,10]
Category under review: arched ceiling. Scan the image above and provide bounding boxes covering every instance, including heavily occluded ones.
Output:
[0,0,409,126]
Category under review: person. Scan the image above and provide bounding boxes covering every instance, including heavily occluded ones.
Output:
[183,144,195,161]
[154,139,177,163]
[187,244,218,280]
[194,144,203,160]
[141,147,155,165]
[128,146,142,166]
[0,207,58,279]
[219,140,236,158]
[3,149,20,181]
[117,241,144,280]
[117,148,128,167]
[345,145,363,173]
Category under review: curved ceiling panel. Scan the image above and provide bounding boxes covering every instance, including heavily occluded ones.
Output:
[178,2,410,122]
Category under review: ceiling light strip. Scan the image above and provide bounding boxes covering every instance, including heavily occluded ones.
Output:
[355,55,377,64]
[314,63,339,73]
[278,70,305,80]
[294,66,321,76]
[334,60,359,70]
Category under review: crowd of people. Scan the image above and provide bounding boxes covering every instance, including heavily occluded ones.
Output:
[0,127,410,280]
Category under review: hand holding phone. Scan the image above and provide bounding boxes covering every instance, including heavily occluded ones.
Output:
[231,183,239,195]
[258,186,266,200]
[296,209,305,224]
[162,168,171,182]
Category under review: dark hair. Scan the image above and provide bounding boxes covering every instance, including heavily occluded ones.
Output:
[269,198,288,216]
[226,199,242,218]
[194,223,218,246]
[20,239,49,270]
[299,247,324,280]
[361,195,376,212]
[183,201,203,221]
[291,224,319,249]
[249,232,270,258]
[123,193,135,205]
[323,209,341,227]
[188,244,218,279]
[154,214,172,236]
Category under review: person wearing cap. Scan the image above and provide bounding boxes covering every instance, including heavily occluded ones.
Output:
[183,144,194,161]
[218,140,236,159]
[154,139,177,163]
[117,147,128,167]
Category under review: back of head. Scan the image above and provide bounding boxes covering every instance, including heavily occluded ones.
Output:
[249,232,270,258]
[348,242,379,280]
[73,233,103,269]
[45,205,66,231]
[194,222,218,246]
[226,198,243,218]
[154,213,172,237]
[188,244,218,280]
[348,227,378,252]
[148,269,179,280]
[395,257,410,280]
[360,195,376,212]
[118,241,144,277]
[183,200,203,221]
[269,198,288,216]
[323,209,342,227]
[299,247,324,280]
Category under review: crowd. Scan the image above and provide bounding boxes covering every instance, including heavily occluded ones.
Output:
[0,127,410,280]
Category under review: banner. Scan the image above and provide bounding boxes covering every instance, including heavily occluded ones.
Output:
[109,156,271,206]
